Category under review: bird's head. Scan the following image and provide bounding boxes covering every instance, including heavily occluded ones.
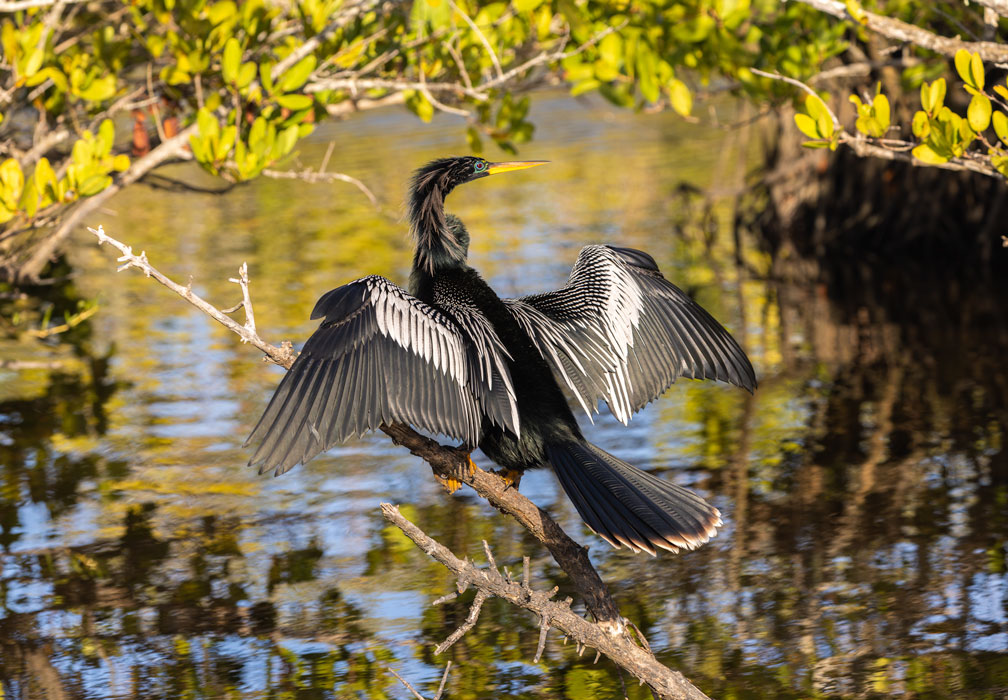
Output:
[408,156,547,273]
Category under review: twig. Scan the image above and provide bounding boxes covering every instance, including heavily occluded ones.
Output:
[388,662,452,700]
[0,359,68,370]
[433,661,451,700]
[533,613,551,663]
[18,127,195,282]
[753,67,1002,178]
[388,668,427,700]
[226,262,256,338]
[434,589,489,654]
[0,0,88,10]
[750,68,840,127]
[447,0,504,80]
[382,504,712,700]
[27,303,98,338]
[261,168,380,206]
[793,0,1008,65]
[85,225,296,367]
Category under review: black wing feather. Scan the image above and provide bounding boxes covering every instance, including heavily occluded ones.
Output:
[505,245,756,424]
[247,275,518,476]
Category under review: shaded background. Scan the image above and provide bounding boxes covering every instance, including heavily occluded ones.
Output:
[2,93,1007,698]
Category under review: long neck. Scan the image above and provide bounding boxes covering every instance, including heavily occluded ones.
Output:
[408,171,468,275]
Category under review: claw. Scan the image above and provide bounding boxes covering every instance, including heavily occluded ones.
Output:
[435,453,478,495]
[435,473,463,494]
[496,468,523,490]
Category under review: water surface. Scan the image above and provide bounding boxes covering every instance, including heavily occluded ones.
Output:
[2,94,1007,699]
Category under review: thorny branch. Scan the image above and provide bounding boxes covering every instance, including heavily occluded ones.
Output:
[86,223,713,700]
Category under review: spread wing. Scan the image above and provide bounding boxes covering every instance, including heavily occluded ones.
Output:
[505,245,756,424]
[247,275,518,476]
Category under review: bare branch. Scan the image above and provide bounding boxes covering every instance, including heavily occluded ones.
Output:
[750,68,840,126]
[86,225,296,367]
[226,262,256,338]
[0,0,88,11]
[794,0,1008,64]
[17,127,196,282]
[433,661,451,700]
[261,168,380,207]
[382,504,713,700]
[533,613,551,663]
[973,0,1008,19]
[434,589,489,654]
[388,668,428,700]
[447,0,504,80]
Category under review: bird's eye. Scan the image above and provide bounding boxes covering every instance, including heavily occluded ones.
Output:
[474,161,487,172]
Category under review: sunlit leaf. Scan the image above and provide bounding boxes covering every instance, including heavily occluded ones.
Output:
[669,78,692,117]
[912,143,949,164]
[968,93,991,133]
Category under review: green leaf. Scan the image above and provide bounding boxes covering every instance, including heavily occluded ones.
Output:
[112,154,130,171]
[215,125,237,161]
[78,173,112,197]
[0,158,24,211]
[33,157,56,198]
[404,89,434,122]
[196,108,219,140]
[911,110,930,139]
[275,93,313,111]
[928,78,946,113]
[669,78,692,117]
[971,52,985,91]
[514,0,545,11]
[260,61,275,95]
[236,63,256,90]
[804,94,833,139]
[794,113,820,139]
[954,49,972,87]
[968,93,992,132]
[996,85,1008,103]
[22,47,44,79]
[636,44,659,103]
[993,111,1008,145]
[97,119,114,155]
[278,55,316,93]
[248,116,267,151]
[569,78,600,97]
[912,143,949,165]
[77,75,116,102]
[845,0,867,24]
[273,124,298,159]
[873,93,890,133]
[222,37,241,84]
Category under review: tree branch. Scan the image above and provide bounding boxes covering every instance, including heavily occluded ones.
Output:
[382,504,712,700]
[86,223,714,700]
[794,0,1008,64]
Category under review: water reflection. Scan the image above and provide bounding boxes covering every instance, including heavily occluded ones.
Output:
[1,95,1006,698]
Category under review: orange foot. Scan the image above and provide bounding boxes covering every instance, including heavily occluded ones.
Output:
[436,454,477,495]
[495,468,523,490]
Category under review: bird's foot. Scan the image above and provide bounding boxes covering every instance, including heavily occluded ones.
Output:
[494,468,523,490]
[435,453,478,495]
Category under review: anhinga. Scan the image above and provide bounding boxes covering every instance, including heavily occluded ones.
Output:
[247,156,756,556]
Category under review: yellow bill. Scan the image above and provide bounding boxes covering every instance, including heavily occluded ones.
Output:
[486,160,549,175]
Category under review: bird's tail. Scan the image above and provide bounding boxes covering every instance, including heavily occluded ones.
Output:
[545,440,721,556]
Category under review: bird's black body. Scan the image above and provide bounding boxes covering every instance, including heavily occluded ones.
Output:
[417,264,583,471]
[247,156,757,555]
